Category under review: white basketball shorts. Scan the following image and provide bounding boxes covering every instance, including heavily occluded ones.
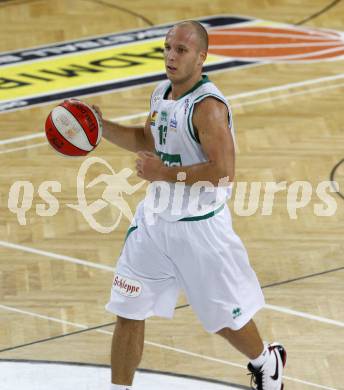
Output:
[106,202,265,332]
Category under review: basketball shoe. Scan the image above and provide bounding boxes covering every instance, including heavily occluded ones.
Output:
[247,343,287,390]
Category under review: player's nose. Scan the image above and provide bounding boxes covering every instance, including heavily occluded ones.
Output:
[166,48,176,61]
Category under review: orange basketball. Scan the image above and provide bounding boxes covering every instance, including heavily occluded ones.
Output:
[45,99,102,156]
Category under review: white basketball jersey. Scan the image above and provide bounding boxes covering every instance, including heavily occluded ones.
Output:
[144,74,234,221]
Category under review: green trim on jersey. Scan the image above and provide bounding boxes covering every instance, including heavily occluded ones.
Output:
[125,225,138,241]
[163,75,210,100]
[187,93,229,144]
[179,204,225,221]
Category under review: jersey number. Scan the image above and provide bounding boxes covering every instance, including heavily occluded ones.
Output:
[158,125,167,145]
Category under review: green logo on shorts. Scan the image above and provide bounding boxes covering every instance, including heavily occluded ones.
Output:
[232,307,242,319]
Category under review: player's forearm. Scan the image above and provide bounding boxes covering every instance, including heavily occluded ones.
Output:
[160,161,234,186]
[102,120,150,153]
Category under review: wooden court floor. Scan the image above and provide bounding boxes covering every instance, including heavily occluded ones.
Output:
[0,0,343,389]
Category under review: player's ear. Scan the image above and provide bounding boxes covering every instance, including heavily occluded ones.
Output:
[198,50,207,65]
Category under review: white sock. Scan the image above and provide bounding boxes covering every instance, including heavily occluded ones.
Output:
[110,384,132,390]
[250,345,269,369]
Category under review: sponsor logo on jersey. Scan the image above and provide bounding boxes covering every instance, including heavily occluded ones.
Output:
[151,110,158,126]
[170,112,177,129]
[113,274,142,297]
[161,110,168,124]
[1,16,343,113]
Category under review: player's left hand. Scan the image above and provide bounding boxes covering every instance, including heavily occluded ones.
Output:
[136,151,166,181]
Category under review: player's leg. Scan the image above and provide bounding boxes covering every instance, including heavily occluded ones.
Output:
[217,319,264,359]
[106,203,180,389]
[111,316,145,387]
[166,206,286,389]
[218,320,287,389]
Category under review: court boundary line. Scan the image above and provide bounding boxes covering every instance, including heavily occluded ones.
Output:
[231,80,344,108]
[264,304,344,327]
[0,304,337,390]
[0,240,114,272]
[262,266,344,288]
[0,142,47,155]
[295,0,342,26]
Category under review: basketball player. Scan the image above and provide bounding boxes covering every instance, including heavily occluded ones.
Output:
[94,20,286,390]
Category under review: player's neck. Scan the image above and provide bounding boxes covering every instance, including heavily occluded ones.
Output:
[171,74,203,100]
